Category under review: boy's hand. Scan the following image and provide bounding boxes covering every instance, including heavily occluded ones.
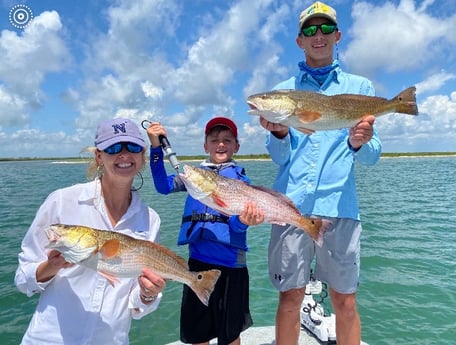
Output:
[146,122,167,148]
[239,201,264,226]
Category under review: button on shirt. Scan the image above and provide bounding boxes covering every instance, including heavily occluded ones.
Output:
[266,65,382,220]
[15,180,162,345]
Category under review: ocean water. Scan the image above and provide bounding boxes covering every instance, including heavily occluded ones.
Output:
[0,157,455,345]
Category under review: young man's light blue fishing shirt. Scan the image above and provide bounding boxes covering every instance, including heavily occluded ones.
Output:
[266,65,382,220]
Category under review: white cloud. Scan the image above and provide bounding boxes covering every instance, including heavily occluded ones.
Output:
[377,89,456,152]
[0,86,28,126]
[141,82,163,99]
[0,11,70,127]
[420,92,456,131]
[415,72,456,95]
[342,0,456,76]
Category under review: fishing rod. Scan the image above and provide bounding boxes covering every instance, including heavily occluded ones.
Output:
[141,120,181,172]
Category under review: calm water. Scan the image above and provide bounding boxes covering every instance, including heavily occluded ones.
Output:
[1,158,455,344]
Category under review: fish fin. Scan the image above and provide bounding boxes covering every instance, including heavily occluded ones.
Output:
[250,184,278,194]
[336,93,386,102]
[251,185,300,209]
[189,269,221,306]
[297,217,333,247]
[98,270,120,287]
[392,86,418,115]
[295,110,321,123]
[212,193,228,208]
[99,239,121,259]
[296,127,315,135]
[270,221,287,226]
[251,185,311,216]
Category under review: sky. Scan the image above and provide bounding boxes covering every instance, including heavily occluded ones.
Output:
[0,0,455,159]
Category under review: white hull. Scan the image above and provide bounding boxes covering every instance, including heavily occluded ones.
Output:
[166,326,369,345]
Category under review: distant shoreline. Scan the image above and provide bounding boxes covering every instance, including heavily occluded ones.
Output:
[1,152,456,162]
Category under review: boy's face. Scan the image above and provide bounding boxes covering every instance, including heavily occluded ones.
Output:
[204,128,239,164]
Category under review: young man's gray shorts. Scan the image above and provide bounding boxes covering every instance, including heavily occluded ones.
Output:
[268,218,361,293]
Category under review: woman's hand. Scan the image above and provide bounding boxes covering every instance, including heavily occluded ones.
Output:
[138,268,166,303]
[36,250,74,283]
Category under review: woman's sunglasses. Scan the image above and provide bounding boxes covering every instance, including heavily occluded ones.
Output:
[103,142,143,154]
[301,23,337,37]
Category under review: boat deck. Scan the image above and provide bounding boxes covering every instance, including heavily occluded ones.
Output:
[166,326,369,345]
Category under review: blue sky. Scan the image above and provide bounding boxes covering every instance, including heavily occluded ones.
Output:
[0,0,455,158]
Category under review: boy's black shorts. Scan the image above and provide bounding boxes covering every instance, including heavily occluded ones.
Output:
[180,258,253,345]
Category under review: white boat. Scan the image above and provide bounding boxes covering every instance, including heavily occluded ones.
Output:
[166,325,368,345]
[166,326,331,345]
[167,279,368,345]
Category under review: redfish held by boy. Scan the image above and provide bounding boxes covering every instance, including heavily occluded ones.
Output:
[247,86,418,134]
[45,224,221,306]
[179,164,331,246]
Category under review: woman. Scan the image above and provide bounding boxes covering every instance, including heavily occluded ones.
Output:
[15,118,166,345]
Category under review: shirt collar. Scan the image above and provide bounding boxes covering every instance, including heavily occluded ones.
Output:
[78,179,99,204]
[200,159,237,170]
[78,179,144,230]
[298,61,342,88]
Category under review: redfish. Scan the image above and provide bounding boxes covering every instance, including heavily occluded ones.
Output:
[179,164,331,246]
[247,86,418,134]
[45,224,220,306]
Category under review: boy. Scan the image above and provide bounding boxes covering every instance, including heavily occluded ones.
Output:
[146,117,263,345]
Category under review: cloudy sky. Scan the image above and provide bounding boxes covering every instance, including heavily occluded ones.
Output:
[0,0,455,158]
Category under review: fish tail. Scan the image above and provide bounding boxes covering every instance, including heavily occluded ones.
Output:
[297,217,332,247]
[393,86,418,115]
[189,269,221,306]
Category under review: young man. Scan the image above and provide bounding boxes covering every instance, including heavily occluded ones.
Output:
[147,117,264,345]
[259,2,382,344]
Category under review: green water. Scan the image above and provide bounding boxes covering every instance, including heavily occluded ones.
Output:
[1,158,455,344]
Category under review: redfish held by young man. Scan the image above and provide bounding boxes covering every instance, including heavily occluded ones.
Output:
[178,164,331,246]
[45,224,220,306]
[247,86,418,134]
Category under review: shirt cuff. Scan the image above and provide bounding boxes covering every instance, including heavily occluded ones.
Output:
[229,216,249,233]
[347,138,361,152]
[22,262,53,296]
[130,284,162,319]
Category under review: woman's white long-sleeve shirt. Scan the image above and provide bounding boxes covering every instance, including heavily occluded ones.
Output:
[15,179,162,345]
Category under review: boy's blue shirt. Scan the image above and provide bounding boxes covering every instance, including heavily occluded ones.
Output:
[266,63,382,220]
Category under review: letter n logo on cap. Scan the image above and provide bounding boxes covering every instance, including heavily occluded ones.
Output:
[112,123,126,134]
